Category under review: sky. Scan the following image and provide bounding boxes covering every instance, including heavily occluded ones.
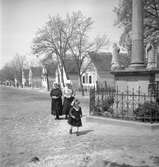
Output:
[0,0,122,69]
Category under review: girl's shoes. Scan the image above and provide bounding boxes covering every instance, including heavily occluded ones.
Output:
[69,129,72,134]
[69,129,79,136]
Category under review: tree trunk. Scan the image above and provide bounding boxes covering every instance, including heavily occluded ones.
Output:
[46,74,50,91]
[79,73,85,96]
[57,55,69,88]
[61,57,70,80]
[59,65,65,88]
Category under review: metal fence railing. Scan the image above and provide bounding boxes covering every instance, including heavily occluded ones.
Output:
[89,82,159,123]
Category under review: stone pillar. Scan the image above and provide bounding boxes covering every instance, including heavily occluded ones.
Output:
[130,0,145,69]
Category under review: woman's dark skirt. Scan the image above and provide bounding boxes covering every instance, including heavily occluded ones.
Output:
[62,97,74,115]
[51,98,62,116]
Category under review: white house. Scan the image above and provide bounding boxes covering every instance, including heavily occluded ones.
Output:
[81,52,129,88]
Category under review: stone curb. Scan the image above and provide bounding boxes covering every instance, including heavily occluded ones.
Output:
[86,115,159,130]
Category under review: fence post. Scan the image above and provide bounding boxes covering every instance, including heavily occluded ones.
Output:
[126,86,129,120]
[121,92,124,119]
[132,88,135,116]
[89,87,95,115]
[143,94,146,122]
[116,86,119,116]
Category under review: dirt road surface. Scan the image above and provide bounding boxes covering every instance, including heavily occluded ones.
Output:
[0,86,159,167]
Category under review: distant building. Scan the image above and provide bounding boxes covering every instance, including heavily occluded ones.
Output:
[29,66,43,88]
[22,69,29,87]
[81,52,129,88]
[55,58,79,88]
[15,70,22,87]
[22,65,56,89]
[41,63,57,89]
[41,66,48,89]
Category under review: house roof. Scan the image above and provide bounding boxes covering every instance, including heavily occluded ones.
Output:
[64,59,78,74]
[30,66,42,77]
[42,58,78,77]
[88,52,130,72]
[45,63,57,77]
[89,52,112,72]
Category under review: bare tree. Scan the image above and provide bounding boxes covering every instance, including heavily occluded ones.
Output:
[68,12,110,95]
[0,54,26,86]
[32,11,109,91]
[0,63,15,82]
[11,53,26,86]
[32,14,77,87]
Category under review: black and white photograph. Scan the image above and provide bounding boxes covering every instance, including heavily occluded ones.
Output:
[0,0,159,166]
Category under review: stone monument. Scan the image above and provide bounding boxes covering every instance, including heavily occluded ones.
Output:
[111,43,121,71]
[146,42,156,69]
[111,0,159,94]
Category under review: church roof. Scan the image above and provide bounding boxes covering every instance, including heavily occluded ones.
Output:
[88,52,130,72]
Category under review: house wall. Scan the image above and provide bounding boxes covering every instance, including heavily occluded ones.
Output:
[32,78,42,88]
[22,75,29,87]
[81,63,98,89]
[97,71,115,86]
[41,76,55,89]
[81,55,115,89]
[41,76,47,88]
[69,74,79,89]
[81,65,115,88]
[48,76,55,89]
[29,70,32,86]
[81,60,115,88]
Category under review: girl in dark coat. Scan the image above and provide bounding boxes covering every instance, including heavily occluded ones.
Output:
[50,82,62,120]
[68,99,82,136]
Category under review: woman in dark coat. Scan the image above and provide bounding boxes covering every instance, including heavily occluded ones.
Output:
[62,81,75,119]
[50,82,62,120]
[68,99,82,136]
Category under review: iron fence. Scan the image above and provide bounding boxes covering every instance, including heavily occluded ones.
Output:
[89,82,159,123]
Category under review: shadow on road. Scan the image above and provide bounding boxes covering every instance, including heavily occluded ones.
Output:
[77,129,94,136]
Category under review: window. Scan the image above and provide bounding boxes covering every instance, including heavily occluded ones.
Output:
[89,75,92,84]
[82,75,85,84]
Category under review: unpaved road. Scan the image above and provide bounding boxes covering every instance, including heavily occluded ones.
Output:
[0,86,159,167]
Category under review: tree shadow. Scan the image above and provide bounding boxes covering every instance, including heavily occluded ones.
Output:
[77,130,94,136]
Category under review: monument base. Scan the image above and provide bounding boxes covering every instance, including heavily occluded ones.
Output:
[111,69,159,94]
[129,63,146,70]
